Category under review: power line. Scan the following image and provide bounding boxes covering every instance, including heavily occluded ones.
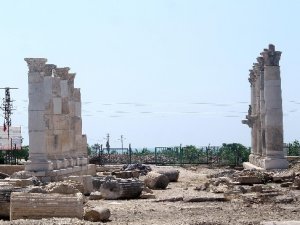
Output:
[0,87,18,139]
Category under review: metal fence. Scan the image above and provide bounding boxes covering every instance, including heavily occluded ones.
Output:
[89,145,251,166]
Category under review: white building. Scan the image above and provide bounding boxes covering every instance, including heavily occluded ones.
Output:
[0,126,22,150]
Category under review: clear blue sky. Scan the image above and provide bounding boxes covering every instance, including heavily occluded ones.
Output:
[1,0,300,148]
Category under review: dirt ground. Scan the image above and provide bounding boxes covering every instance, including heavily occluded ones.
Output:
[2,165,300,225]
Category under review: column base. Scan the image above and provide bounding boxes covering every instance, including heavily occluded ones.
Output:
[244,156,288,170]
[25,160,53,172]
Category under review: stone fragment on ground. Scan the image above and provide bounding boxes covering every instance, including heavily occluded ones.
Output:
[144,171,169,189]
[100,176,143,199]
[67,175,93,195]
[89,191,103,200]
[10,192,84,220]
[44,181,82,194]
[156,169,180,182]
[0,172,9,179]
[84,207,111,222]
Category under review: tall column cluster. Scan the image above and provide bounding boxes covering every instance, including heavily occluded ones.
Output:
[242,44,288,169]
[24,58,88,173]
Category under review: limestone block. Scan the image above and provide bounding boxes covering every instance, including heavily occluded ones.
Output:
[25,159,53,172]
[100,177,143,200]
[75,102,81,117]
[43,76,54,104]
[28,73,44,83]
[71,117,82,133]
[87,164,96,176]
[62,97,70,114]
[156,169,180,182]
[84,207,110,222]
[89,191,103,200]
[52,77,61,97]
[68,175,93,195]
[29,131,46,154]
[144,172,169,189]
[53,115,69,130]
[73,88,81,102]
[60,80,68,97]
[28,110,45,131]
[10,192,84,220]
[264,66,281,80]
[53,97,62,114]
[28,83,45,111]
[69,101,76,117]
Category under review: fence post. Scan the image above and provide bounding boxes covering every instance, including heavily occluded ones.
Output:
[179,144,183,166]
[129,144,132,164]
[155,147,157,165]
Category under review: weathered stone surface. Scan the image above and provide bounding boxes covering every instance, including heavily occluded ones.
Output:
[68,175,93,195]
[272,170,295,182]
[237,176,263,184]
[24,58,89,177]
[44,181,82,194]
[261,221,300,225]
[144,171,169,189]
[0,172,9,179]
[84,207,110,222]
[100,176,143,200]
[113,170,140,179]
[10,192,84,220]
[89,191,102,200]
[242,44,288,170]
[156,169,180,182]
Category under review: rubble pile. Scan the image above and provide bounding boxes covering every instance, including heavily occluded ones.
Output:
[196,168,300,204]
[122,163,152,175]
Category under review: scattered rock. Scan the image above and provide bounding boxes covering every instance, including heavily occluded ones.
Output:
[140,193,156,199]
[100,176,143,200]
[144,172,169,189]
[89,191,103,200]
[156,169,180,182]
[0,172,9,179]
[272,171,295,183]
[44,181,82,194]
[122,163,152,175]
[84,207,111,222]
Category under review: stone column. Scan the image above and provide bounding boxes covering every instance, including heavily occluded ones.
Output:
[253,63,262,157]
[257,57,267,157]
[242,70,256,163]
[260,44,288,169]
[24,58,53,172]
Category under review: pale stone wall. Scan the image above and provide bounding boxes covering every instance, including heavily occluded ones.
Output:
[0,165,24,175]
[24,58,89,175]
[242,44,288,169]
[10,192,84,220]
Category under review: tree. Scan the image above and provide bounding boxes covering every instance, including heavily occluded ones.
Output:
[288,140,300,156]
[15,145,29,161]
[219,143,250,166]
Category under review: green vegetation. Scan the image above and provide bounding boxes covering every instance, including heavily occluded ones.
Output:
[287,140,300,156]
[218,143,250,166]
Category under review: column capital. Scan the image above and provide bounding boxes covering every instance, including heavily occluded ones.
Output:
[256,57,264,71]
[253,63,261,76]
[248,69,256,85]
[24,58,47,73]
[44,64,57,76]
[53,67,71,79]
[260,44,281,66]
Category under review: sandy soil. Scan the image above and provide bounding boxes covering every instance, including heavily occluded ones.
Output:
[1,165,300,225]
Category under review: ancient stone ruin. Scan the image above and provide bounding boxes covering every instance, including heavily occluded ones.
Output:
[24,58,92,180]
[242,44,288,170]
